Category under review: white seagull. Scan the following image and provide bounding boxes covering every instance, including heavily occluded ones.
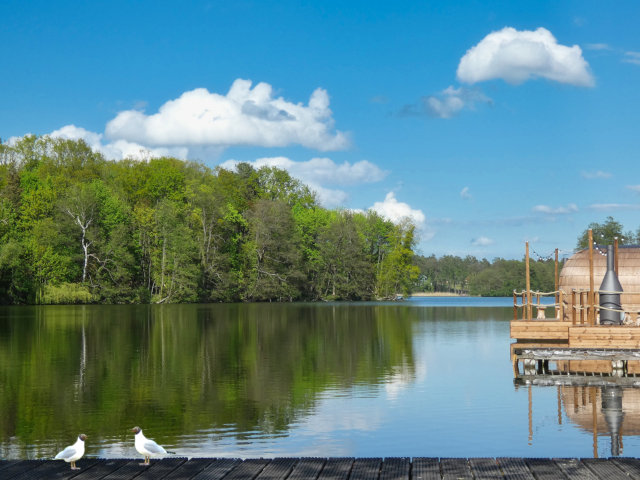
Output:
[54,433,87,470]
[131,426,167,465]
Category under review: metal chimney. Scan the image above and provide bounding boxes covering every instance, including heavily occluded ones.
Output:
[599,245,623,325]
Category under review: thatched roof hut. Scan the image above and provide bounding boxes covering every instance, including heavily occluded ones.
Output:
[558,246,640,321]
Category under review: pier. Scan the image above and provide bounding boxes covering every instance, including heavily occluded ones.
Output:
[4,457,640,479]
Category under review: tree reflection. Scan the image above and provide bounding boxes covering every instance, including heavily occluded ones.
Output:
[0,303,416,457]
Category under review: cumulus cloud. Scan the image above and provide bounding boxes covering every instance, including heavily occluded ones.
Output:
[581,170,612,179]
[457,27,594,87]
[220,156,387,208]
[105,79,349,151]
[532,203,578,215]
[48,125,189,160]
[460,186,472,200]
[471,236,494,246]
[627,185,640,194]
[370,192,426,228]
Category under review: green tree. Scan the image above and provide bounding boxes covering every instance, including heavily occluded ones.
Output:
[576,216,636,249]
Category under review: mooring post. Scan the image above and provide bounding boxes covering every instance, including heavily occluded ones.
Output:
[588,229,595,326]
[513,291,518,320]
[555,248,559,310]
[526,241,531,321]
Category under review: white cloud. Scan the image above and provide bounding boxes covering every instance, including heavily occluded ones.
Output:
[460,186,472,200]
[457,27,594,87]
[532,203,578,214]
[220,156,387,208]
[471,236,494,246]
[424,86,492,119]
[105,79,350,151]
[627,185,640,194]
[48,125,189,160]
[581,170,612,179]
[623,52,640,65]
[589,203,640,211]
[370,192,426,228]
[585,43,611,51]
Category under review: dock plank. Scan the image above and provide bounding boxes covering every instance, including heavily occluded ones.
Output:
[349,458,382,480]
[255,458,298,480]
[162,458,215,480]
[524,458,567,480]
[554,458,598,480]
[439,458,472,480]
[582,458,629,480]
[287,459,325,480]
[495,458,535,480]
[468,458,502,479]
[316,458,354,480]
[69,459,131,480]
[411,458,440,480]
[2,457,638,479]
[192,458,241,480]
[379,457,409,480]
[611,457,640,479]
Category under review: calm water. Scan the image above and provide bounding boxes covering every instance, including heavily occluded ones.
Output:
[0,297,638,459]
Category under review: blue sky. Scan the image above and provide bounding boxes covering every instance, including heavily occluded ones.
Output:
[2,1,640,260]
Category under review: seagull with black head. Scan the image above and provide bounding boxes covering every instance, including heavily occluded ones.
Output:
[131,426,167,465]
[54,433,87,470]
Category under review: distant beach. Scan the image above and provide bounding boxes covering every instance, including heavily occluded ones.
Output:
[410,292,472,297]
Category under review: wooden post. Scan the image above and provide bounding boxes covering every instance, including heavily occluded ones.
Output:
[554,248,559,306]
[588,230,595,326]
[591,387,598,458]
[558,289,564,321]
[513,291,517,320]
[572,290,576,325]
[526,242,531,321]
[614,237,619,274]
[580,291,585,325]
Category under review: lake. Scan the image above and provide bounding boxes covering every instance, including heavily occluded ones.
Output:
[0,297,637,460]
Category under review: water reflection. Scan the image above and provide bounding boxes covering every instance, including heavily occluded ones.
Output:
[515,374,640,457]
[0,303,416,458]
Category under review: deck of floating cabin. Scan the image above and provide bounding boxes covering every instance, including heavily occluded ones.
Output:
[6,457,640,480]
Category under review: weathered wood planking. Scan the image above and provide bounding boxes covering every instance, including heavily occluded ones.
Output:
[569,326,640,348]
[510,321,569,341]
[1,457,638,479]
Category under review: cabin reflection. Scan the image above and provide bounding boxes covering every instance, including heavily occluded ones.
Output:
[514,368,640,457]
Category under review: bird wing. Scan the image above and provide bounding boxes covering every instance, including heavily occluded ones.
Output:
[55,445,76,460]
[144,439,167,455]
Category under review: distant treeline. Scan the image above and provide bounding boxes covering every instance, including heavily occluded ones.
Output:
[413,254,559,297]
[0,136,418,304]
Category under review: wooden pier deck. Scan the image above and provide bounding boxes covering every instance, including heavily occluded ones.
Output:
[3,457,640,480]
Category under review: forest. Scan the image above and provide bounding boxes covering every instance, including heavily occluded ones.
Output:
[0,136,418,304]
[2,136,629,305]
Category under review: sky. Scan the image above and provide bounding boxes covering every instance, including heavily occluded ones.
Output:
[2,0,640,261]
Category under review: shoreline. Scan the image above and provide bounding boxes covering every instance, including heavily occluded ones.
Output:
[409,292,473,297]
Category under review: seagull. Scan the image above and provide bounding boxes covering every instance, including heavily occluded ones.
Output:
[131,426,167,465]
[54,434,87,470]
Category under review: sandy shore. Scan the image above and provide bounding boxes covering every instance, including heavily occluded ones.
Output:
[409,292,472,297]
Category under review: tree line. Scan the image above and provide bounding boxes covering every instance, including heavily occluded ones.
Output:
[0,136,418,304]
[412,254,558,297]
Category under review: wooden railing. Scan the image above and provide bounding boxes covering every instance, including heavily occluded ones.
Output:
[513,288,640,326]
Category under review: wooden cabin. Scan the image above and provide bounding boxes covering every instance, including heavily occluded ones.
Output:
[511,237,640,377]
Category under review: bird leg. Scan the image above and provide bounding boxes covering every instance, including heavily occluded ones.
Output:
[71,461,80,470]
[140,456,150,466]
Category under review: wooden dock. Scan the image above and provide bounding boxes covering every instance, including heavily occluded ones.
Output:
[3,457,640,480]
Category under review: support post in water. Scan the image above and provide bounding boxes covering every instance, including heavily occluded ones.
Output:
[589,229,595,325]
[526,241,531,321]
